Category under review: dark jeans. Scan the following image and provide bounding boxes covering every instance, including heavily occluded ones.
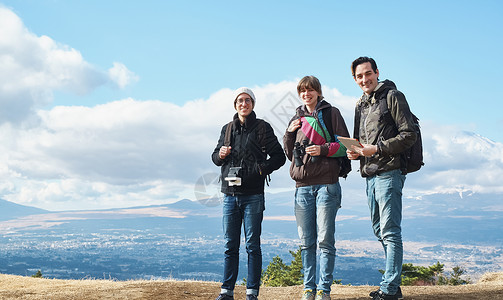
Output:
[221,194,264,296]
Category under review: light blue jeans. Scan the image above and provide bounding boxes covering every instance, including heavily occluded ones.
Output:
[366,169,406,295]
[221,194,264,297]
[294,183,342,293]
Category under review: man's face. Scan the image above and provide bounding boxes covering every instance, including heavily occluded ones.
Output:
[235,93,254,118]
[299,87,321,108]
[354,62,379,95]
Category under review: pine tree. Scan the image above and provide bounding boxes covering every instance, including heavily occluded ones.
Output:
[398,262,470,286]
[31,270,43,278]
[261,247,303,287]
[448,266,470,285]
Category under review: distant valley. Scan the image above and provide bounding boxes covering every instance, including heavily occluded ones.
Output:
[0,191,501,285]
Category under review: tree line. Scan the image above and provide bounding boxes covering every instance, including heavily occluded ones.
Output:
[259,248,470,287]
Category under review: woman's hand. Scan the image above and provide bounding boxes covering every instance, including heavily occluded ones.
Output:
[287,119,302,133]
[305,145,321,156]
[346,149,360,160]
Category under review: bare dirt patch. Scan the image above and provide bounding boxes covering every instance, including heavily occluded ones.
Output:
[0,273,502,299]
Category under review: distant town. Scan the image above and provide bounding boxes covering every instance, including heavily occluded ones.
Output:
[0,208,501,285]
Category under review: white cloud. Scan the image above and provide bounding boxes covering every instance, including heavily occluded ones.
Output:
[0,83,334,210]
[404,123,503,196]
[1,80,502,211]
[0,7,136,125]
[108,62,139,89]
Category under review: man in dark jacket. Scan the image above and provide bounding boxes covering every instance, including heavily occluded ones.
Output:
[212,87,285,300]
[347,57,416,300]
[284,76,349,300]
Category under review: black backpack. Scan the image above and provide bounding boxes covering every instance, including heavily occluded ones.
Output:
[377,90,424,174]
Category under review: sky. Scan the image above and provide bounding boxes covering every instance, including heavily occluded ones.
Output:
[0,1,502,211]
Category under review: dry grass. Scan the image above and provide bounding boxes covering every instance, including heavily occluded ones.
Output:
[0,273,502,299]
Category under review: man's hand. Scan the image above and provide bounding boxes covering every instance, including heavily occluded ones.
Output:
[351,144,378,157]
[219,146,232,159]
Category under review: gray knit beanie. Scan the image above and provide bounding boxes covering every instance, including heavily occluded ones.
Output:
[234,87,256,104]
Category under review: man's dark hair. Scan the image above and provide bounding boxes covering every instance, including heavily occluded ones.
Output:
[351,56,378,78]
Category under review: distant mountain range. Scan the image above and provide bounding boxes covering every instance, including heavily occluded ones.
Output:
[0,199,48,221]
[0,190,502,244]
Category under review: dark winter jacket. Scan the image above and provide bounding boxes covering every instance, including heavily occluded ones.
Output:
[283,99,350,187]
[212,111,286,195]
[354,80,417,177]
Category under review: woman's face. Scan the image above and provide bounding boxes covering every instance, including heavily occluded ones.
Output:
[299,87,320,109]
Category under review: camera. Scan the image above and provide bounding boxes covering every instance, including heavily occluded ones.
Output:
[293,140,319,167]
[293,141,306,167]
[225,167,242,186]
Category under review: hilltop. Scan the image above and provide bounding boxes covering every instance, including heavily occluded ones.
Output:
[0,199,48,221]
[0,272,502,299]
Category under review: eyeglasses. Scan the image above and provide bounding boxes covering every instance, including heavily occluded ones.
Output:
[236,98,252,105]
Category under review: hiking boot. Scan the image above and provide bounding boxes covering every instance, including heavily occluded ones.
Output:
[369,287,403,300]
[215,293,234,300]
[395,287,403,300]
[369,288,403,300]
[246,294,258,300]
[315,290,331,300]
[301,289,316,300]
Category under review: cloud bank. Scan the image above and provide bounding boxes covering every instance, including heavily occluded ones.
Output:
[0,6,136,125]
[1,82,502,210]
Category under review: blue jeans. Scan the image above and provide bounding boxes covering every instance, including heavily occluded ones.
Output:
[366,169,406,295]
[221,194,264,296]
[295,183,342,292]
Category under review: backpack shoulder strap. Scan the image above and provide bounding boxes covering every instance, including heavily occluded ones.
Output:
[354,100,363,139]
[319,107,352,178]
[253,119,271,184]
[381,89,416,129]
[377,90,396,127]
[256,119,267,153]
[318,109,333,143]
[224,121,233,147]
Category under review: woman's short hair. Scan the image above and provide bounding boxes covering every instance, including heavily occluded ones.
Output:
[297,76,322,95]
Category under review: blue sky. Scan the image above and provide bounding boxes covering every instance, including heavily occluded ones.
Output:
[6,0,502,139]
[0,1,502,210]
